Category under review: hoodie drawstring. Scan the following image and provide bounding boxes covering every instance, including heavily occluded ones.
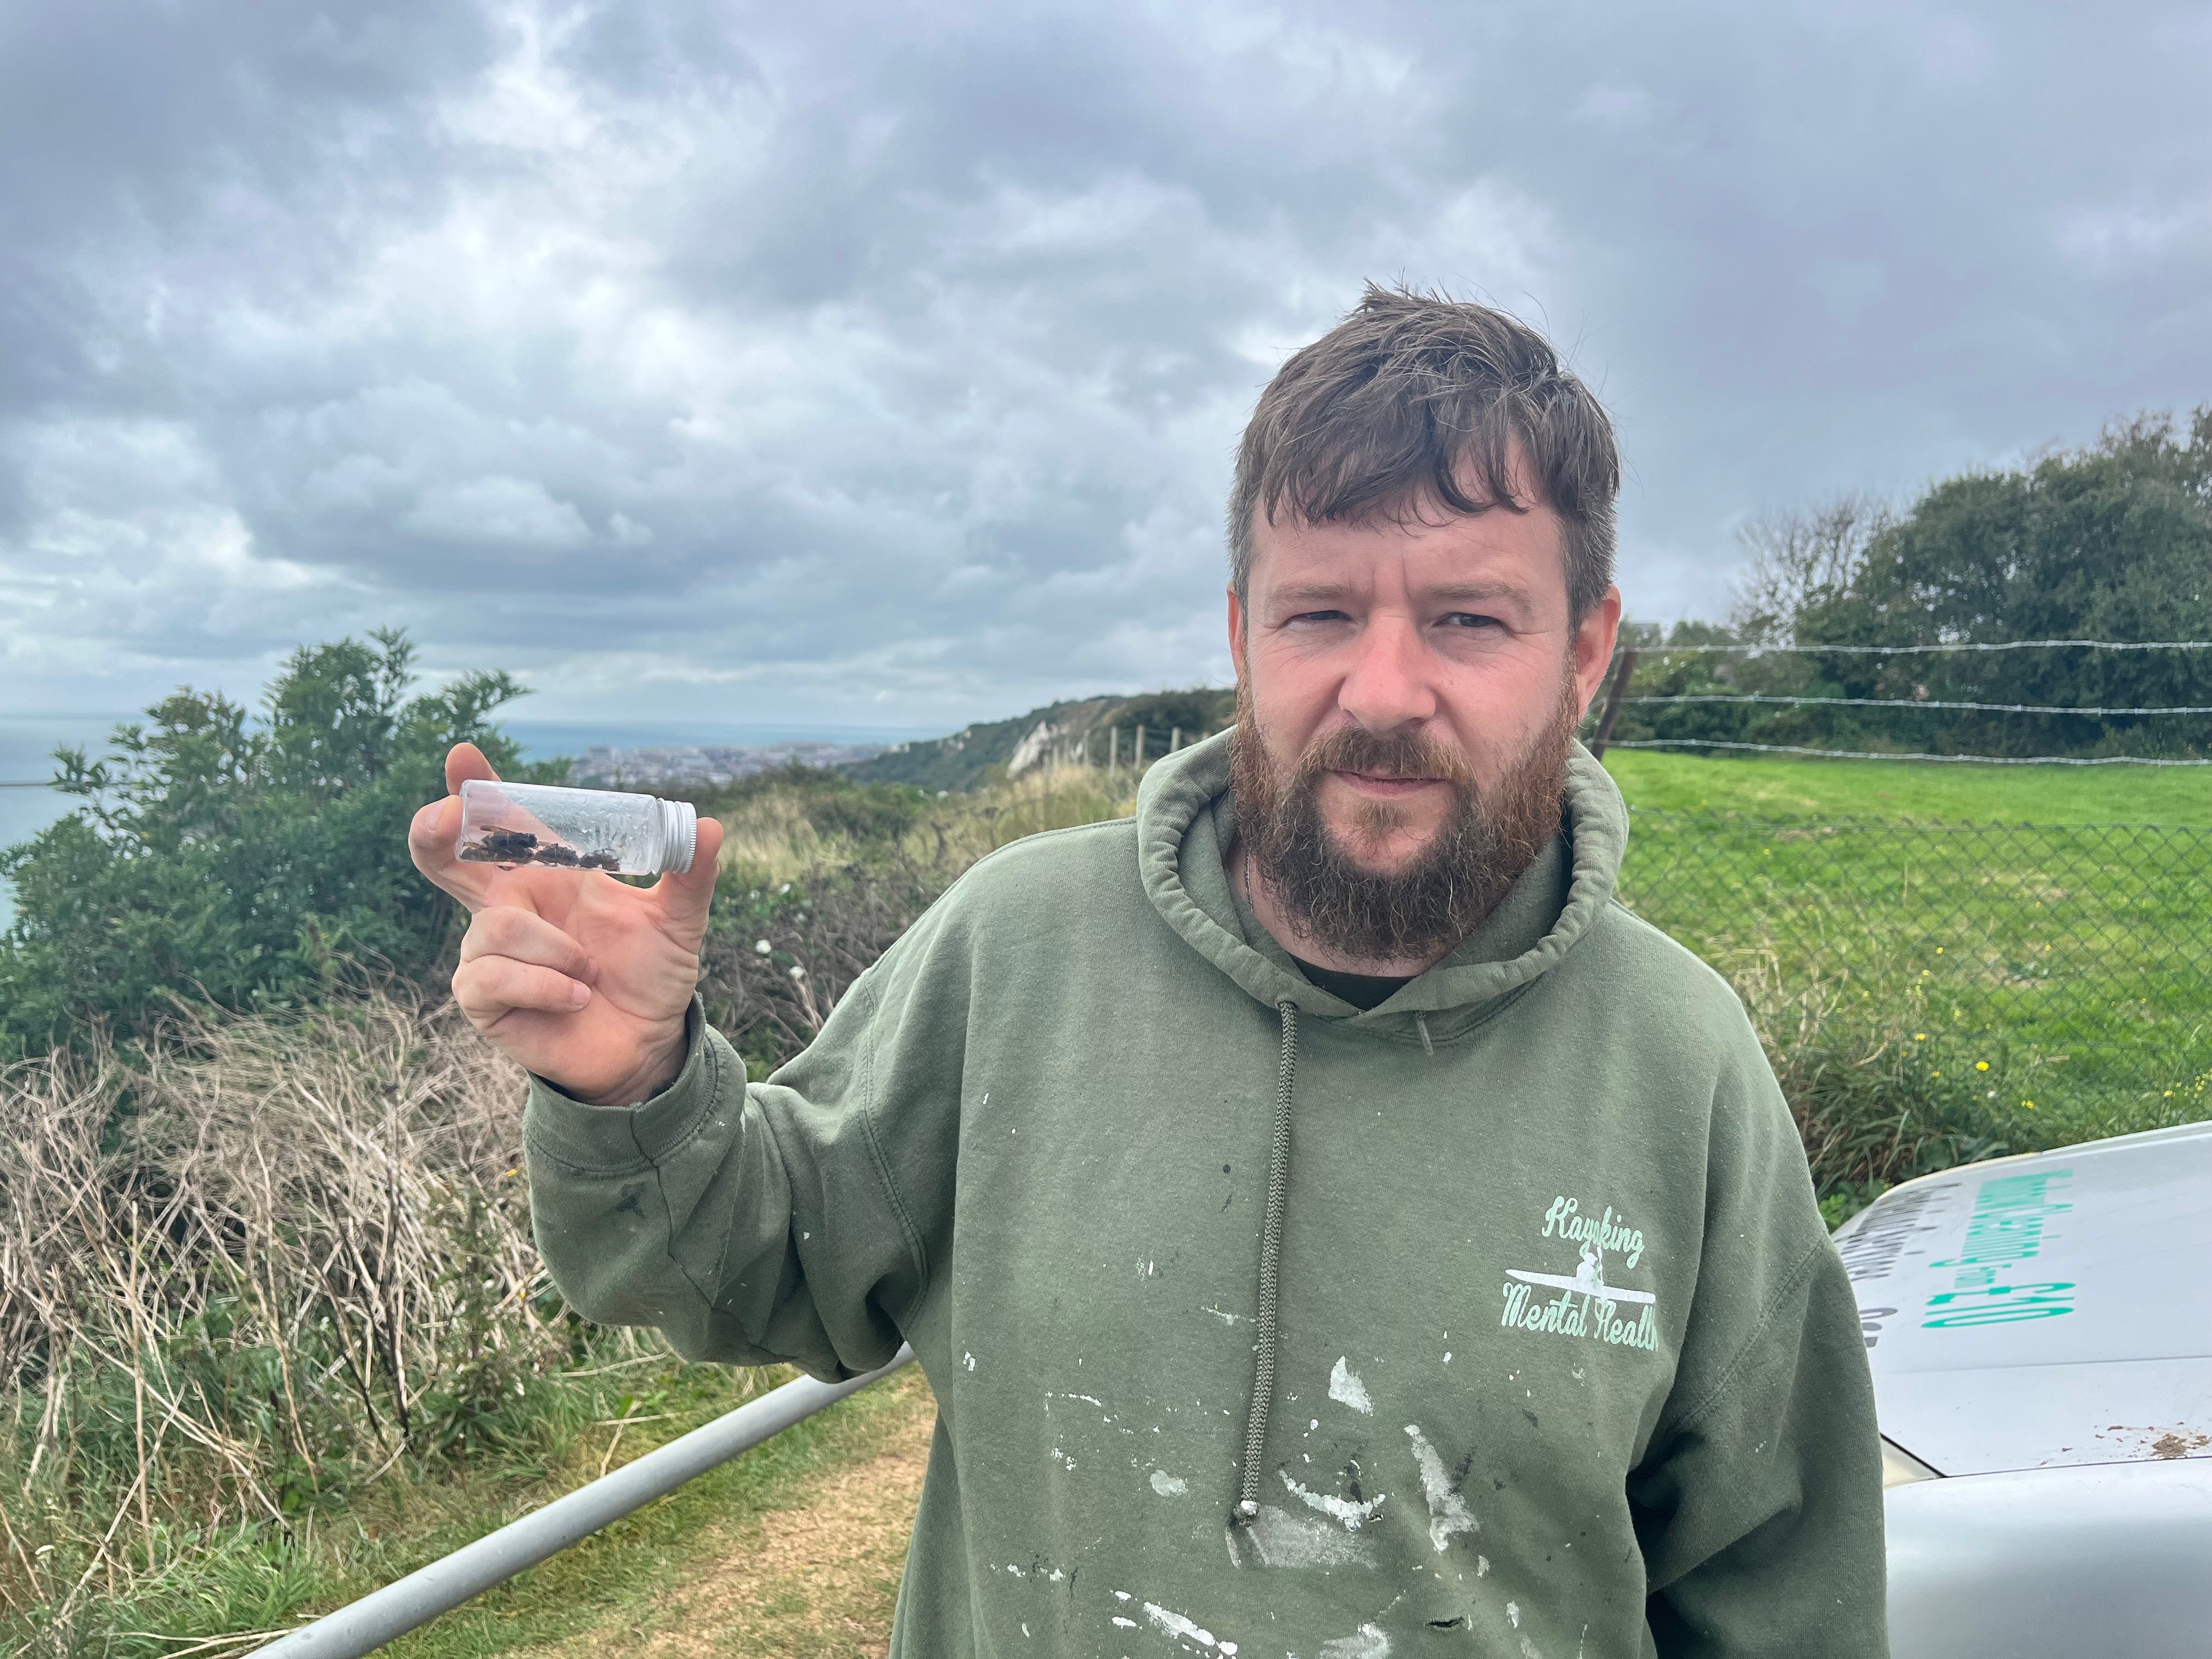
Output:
[1237,999,1300,1520]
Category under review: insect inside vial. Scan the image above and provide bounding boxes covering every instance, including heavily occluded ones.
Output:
[458,827,540,865]
[458,826,623,871]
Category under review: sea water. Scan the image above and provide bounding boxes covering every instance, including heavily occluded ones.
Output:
[0,715,122,930]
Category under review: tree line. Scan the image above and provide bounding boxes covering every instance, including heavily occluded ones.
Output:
[1607,408,2211,759]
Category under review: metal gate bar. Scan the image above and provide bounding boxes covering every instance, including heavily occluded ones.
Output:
[253,1347,916,1657]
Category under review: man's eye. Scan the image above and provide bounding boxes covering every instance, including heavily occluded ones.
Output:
[1441,613,1502,630]
[1288,610,1351,625]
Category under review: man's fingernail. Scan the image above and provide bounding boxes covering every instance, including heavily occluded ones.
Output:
[571,983,591,1007]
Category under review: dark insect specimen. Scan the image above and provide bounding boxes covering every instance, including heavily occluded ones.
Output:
[458,825,619,872]
[459,826,543,864]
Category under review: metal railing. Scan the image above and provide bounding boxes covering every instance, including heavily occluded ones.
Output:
[252,1347,915,1658]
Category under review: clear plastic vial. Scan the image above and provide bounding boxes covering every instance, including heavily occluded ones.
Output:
[456,780,697,876]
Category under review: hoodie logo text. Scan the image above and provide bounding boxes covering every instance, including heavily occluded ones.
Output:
[1500,1196,1660,1352]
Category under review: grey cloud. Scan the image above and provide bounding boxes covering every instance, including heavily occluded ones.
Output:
[2,1,2207,726]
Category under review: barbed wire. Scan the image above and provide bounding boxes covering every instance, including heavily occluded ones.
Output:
[1616,637,2212,656]
[1602,738,2212,766]
[1625,693,2212,715]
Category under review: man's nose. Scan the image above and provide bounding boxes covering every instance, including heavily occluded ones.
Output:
[1338,612,1438,734]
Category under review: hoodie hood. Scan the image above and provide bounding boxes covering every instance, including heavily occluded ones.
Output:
[1135,726,1630,1027]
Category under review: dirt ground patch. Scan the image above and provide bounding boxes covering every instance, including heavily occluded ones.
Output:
[531,1370,937,1659]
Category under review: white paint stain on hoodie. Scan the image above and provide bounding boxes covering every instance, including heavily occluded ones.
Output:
[1327,1357,1373,1414]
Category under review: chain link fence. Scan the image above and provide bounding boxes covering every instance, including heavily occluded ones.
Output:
[1614,811,2212,1136]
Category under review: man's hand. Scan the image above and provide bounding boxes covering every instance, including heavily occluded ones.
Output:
[409,743,725,1105]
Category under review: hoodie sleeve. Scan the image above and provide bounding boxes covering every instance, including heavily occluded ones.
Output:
[1627,1033,1890,1659]
[518,902,968,1383]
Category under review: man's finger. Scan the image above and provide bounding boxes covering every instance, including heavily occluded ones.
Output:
[408,793,496,907]
[410,744,507,906]
[651,816,726,933]
[446,741,501,795]
[453,955,592,1022]
[461,905,599,983]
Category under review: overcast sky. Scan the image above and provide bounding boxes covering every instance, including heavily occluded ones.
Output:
[3,1,2208,732]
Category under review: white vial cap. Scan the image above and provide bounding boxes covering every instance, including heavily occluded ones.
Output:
[658,798,698,874]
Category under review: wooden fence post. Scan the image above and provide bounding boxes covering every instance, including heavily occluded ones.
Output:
[1588,648,1640,760]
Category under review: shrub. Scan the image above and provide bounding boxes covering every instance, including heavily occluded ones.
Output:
[0,631,559,1058]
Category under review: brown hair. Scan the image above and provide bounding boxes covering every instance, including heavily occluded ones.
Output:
[1228,283,1620,622]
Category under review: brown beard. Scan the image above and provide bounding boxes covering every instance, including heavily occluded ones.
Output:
[1229,675,1577,966]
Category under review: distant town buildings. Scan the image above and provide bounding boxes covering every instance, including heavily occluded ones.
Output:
[570,741,886,787]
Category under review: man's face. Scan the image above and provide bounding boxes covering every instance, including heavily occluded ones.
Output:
[1227,456,1621,961]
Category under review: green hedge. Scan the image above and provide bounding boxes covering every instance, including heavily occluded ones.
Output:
[0,630,561,1058]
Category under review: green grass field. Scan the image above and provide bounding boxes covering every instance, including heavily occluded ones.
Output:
[1602,748,2212,823]
[1599,751,2211,1187]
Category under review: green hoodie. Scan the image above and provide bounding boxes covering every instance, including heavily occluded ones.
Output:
[523,735,1886,1658]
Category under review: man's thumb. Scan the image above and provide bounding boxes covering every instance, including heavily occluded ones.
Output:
[657,816,724,928]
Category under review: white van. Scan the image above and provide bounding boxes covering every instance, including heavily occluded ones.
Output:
[1833,1121,2212,1657]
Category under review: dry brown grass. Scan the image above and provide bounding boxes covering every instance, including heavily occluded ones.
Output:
[0,988,696,1650]
[522,1370,936,1659]
[704,763,1141,1075]
[717,790,857,885]
[716,761,1137,888]
[898,761,1139,871]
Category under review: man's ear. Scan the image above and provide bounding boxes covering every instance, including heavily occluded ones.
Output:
[1227,584,1249,684]
[1572,586,1624,718]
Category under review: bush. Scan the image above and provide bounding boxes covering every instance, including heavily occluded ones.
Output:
[0,631,560,1059]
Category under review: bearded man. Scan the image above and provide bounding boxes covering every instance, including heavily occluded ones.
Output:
[412,286,1887,1657]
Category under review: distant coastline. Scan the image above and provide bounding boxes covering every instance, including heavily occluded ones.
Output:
[565,739,889,787]
[504,719,939,767]
[0,715,949,927]
[0,715,125,928]
[507,720,944,788]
